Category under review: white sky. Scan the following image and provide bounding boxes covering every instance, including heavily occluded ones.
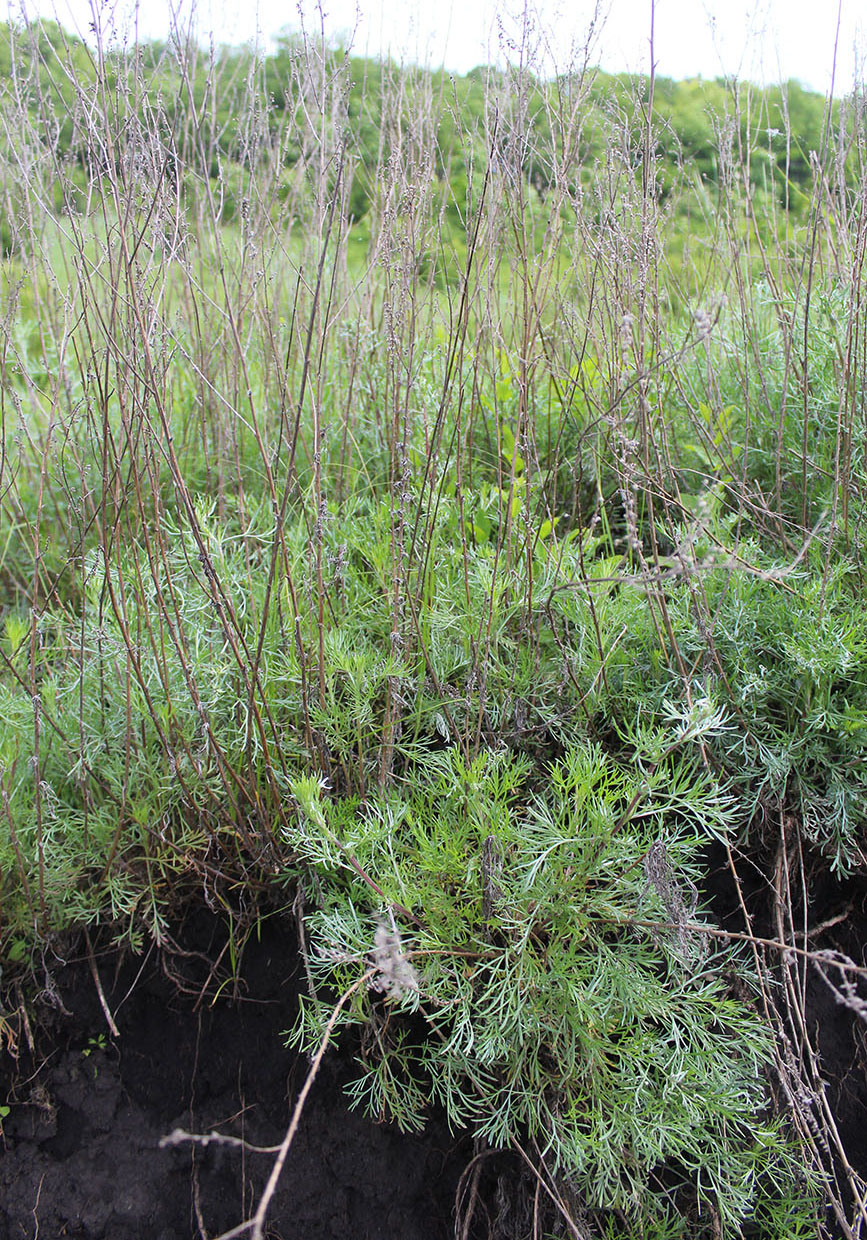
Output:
[6,0,865,94]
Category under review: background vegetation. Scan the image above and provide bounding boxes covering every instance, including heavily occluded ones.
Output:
[1,13,866,1237]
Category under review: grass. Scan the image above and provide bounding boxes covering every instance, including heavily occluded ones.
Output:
[1,8,867,1237]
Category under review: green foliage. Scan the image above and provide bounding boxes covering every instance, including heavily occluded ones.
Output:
[287,744,809,1235]
[691,555,867,871]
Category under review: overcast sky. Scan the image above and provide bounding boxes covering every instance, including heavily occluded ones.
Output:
[6,0,865,94]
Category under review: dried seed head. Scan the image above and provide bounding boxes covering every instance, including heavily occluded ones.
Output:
[371,922,418,1001]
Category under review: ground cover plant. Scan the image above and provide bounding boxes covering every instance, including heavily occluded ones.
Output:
[1,8,867,1237]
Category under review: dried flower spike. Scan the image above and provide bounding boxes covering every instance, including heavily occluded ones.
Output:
[371,922,419,1001]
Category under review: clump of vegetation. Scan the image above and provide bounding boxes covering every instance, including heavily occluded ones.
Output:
[289,744,809,1237]
[1,9,866,1237]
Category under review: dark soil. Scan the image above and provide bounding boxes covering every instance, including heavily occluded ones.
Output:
[0,909,478,1240]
